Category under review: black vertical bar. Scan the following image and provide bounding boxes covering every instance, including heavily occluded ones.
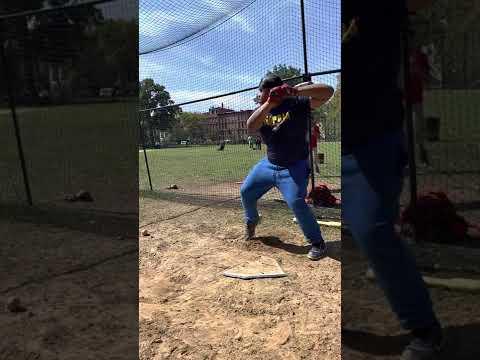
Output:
[463,32,467,88]
[300,0,309,75]
[402,19,418,212]
[300,0,315,191]
[138,117,153,191]
[1,40,33,205]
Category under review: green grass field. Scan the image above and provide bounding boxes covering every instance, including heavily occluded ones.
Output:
[0,102,138,210]
[2,89,478,207]
[425,89,480,142]
[138,142,341,191]
[138,90,480,192]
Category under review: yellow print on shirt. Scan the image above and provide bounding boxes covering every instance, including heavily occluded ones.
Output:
[264,112,290,127]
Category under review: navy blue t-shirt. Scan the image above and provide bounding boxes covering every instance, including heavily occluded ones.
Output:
[342,0,406,154]
[259,96,310,167]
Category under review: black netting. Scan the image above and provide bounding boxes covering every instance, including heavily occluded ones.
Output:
[402,1,480,225]
[139,0,258,54]
[306,0,341,72]
[139,0,341,220]
[0,0,138,213]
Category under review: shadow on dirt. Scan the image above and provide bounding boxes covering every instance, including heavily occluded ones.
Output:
[256,236,341,262]
[342,323,480,359]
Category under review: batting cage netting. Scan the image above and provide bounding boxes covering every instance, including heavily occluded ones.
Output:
[138,0,341,221]
[0,0,138,215]
[400,1,480,229]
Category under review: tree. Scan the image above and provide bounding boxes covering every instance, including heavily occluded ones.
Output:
[314,74,341,141]
[1,0,103,102]
[412,0,480,88]
[74,19,138,95]
[266,64,303,86]
[139,78,177,145]
[169,112,208,143]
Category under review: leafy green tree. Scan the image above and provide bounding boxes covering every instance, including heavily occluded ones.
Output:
[169,112,208,143]
[74,19,138,93]
[1,0,103,102]
[139,78,177,145]
[266,64,303,86]
[412,0,480,88]
[314,74,341,141]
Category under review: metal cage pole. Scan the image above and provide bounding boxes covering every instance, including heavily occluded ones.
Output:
[300,0,315,192]
[0,37,33,206]
[138,117,153,191]
[402,15,418,212]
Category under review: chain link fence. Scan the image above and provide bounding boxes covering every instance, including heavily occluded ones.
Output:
[402,0,480,225]
[139,0,341,219]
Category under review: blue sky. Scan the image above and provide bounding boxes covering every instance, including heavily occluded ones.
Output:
[139,0,340,112]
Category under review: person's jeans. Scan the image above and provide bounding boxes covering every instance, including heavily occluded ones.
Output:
[240,157,325,246]
[342,130,439,330]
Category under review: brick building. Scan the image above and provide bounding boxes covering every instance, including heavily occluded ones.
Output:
[203,104,254,143]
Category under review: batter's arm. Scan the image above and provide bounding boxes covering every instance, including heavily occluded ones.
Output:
[295,82,334,110]
[246,101,276,132]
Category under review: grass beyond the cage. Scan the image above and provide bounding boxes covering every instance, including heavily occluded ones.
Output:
[0,102,137,209]
[139,142,341,190]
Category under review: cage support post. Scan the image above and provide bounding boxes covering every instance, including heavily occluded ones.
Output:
[138,117,153,191]
[300,0,315,192]
[402,15,418,237]
[0,38,33,205]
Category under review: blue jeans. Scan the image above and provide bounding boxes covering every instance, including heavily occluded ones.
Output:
[342,131,439,330]
[240,157,325,246]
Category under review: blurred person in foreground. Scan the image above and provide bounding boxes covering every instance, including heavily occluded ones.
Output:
[342,0,443,359]
[407,33,431,166]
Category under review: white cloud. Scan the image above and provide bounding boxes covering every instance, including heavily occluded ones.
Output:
[202,0,234,12]
[139,9,205,37]
[170,89,220,103]
[140,1,255,39]
[232,73,258,85]
[139,57,164,80]
[231,14,254,32]
[198,55,216,67]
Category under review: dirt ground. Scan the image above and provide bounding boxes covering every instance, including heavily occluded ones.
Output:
[341,233,480,360]
[139,197,341,360]
[0,210,138,360]
[4,194,476,359]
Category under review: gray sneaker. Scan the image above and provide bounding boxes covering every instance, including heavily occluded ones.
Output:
[307,243,327,260]
[244,217,261,240]
[244,222,257,240]
[401,326,443,360]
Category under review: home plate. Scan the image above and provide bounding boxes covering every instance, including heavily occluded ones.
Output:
[293,217,341,227]
[223,256,287,280]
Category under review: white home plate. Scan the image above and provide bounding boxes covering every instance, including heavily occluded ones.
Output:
[223,256,287,280]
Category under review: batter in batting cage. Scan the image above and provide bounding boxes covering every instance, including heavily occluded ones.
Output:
[241,75,334,261]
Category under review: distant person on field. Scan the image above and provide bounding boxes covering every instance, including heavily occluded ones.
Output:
[310,122,321,173]
[255,136,262,150]
[407,34,431,166]
[247,135,253,149]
